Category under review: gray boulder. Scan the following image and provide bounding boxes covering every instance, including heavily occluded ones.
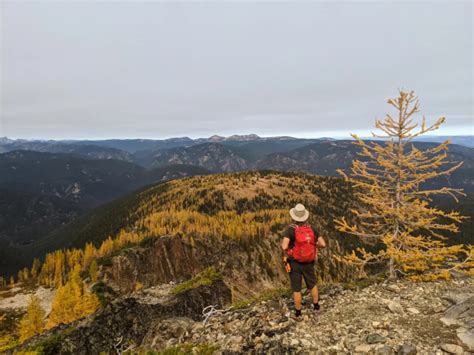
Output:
[440,295,474,351]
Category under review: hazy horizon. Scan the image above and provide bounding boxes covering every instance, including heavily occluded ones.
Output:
[2,132,473,143]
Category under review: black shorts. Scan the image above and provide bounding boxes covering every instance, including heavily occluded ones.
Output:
[289,259,317,292]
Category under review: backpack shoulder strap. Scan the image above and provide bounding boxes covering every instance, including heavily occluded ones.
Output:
[289,224,298,229]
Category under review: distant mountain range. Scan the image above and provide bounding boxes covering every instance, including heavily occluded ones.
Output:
[1,135,471,165]
[149,141,474,196]
[1,134,473,276]
[1,133,471,150]
[409,135,473,147]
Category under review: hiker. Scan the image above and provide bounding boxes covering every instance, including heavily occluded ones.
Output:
[281,203,326,318]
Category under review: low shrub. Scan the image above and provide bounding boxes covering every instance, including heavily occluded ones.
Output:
[171,268,222,295]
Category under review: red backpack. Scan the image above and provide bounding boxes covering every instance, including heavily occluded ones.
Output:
[288,224,317,263]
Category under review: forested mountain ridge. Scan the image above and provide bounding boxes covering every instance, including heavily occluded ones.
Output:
[8,172,362,287]
[148,143,250,172]
[0,150,144,207]
[3,171,473,354]
[1,137,473,277]
[0,152,210,276]
[9,168,470,296]
[256,140,474,193]
[2,138,472,191]
[141,140,474,201]
[0,142,135,162]
[2,136,472,169]
[0,151,210,207]
[143,139,473,177]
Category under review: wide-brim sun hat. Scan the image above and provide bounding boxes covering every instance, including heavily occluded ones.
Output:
[290,203,309,222]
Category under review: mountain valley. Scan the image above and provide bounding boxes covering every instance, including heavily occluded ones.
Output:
[1,136,473,278]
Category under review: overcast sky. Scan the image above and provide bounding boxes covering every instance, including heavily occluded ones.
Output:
[1,1,472,140]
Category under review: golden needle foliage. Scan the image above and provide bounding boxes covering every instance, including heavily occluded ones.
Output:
[18,295,46,342]
[335,90,470,281]
[47,265,100,329]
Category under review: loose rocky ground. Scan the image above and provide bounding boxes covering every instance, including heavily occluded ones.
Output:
[143,277,473,354]
[10,276,474,354]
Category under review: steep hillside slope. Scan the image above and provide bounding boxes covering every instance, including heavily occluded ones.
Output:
[0,189,82,245]
[0,151,144,207]
[0,153,210,276]
[25,172,362,297]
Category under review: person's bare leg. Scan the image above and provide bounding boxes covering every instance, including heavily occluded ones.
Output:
[311,286,320,310]
[311,286,318,303]
[293,292,302,310]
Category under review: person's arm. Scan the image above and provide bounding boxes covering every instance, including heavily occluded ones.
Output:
[281,226,293,253]
[317,235,326,249]
[281,237,290,252]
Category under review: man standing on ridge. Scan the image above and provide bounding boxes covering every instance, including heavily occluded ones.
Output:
[281,203,326,318]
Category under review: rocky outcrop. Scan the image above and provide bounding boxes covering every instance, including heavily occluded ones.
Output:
[105,231,357,300]
[173,280,231,320]
[441,294,474,351]
[15,280,231,354]
[107,236,202,291]
[106,234,290,296]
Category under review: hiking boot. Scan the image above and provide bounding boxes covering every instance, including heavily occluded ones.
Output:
[291,309,303,321]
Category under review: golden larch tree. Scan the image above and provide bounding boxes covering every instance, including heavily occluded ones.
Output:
[83,242,97,269]
[30,258,41,280]
[47,265,100,328]
[89,260,98,282]
[19,295,46,342]
[53,251,66,288]
[335,90,471,280]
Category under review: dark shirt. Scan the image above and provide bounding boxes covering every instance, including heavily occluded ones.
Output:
[282,223,320,250]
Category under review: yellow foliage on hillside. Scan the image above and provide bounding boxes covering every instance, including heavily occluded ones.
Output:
[47,265,100,328]
[19,295,45,342]
[30,172,345,290]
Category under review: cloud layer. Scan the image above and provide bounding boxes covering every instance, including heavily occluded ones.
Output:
[1,1,472,139]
